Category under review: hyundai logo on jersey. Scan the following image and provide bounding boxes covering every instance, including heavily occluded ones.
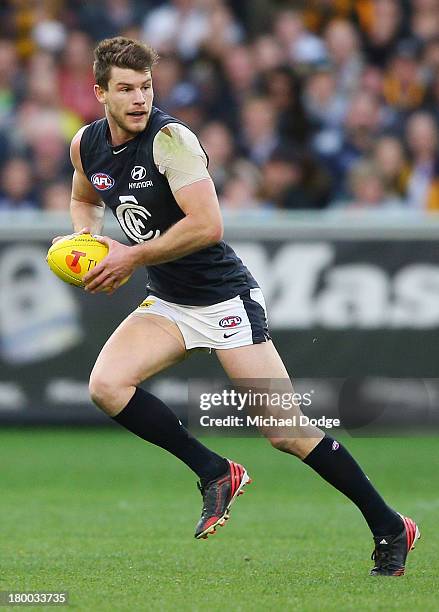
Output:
[131,166,147,180]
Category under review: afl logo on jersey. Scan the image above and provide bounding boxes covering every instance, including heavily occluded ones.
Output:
[91,172,115,191]
[219,316,242,328]
[131,166,147,180]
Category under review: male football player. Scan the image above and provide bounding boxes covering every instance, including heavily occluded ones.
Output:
[56,37,419,576]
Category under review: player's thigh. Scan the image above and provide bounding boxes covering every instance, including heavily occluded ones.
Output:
[90,313,186,393]
[215,340,290,381]
[215,340,295,415]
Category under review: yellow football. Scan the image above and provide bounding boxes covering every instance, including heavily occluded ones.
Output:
[46,233,110,287]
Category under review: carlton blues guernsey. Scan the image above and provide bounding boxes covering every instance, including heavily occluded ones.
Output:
[80,106,258,305]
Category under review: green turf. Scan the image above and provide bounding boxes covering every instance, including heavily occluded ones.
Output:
[0,430,437,611]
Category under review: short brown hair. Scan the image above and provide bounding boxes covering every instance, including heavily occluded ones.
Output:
[93,37,159,89]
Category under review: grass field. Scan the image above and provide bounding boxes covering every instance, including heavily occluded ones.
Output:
[0,429,437,611]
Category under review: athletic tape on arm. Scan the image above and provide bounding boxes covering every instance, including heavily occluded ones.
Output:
[153,123,210,194]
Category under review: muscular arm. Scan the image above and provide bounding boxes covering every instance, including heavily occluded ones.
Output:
[130,178,223,266]
[130,123,222,265]
[70,127,105,234]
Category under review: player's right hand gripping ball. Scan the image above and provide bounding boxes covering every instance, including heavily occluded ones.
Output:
[47,233,121,288]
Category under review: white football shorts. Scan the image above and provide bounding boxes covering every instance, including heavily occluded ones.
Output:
[132,288,271,350]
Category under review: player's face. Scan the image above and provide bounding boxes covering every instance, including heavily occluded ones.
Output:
[95,67,154,137]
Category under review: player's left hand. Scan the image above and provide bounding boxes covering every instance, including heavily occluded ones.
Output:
[83,235,137,294]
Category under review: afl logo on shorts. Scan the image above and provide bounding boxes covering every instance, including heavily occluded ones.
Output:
[91,172,114,191]
[131,166,147,181]
[219,316,242,328]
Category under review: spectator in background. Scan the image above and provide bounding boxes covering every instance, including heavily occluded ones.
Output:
[41,180,71,212]
[239,96,280,165]
[199,0,243,60]
[405,111,439,210]
[219,44,258,129]
[29,48,57,78]
[252,35,286,73]
[362,0,405,66]
[28,114,72,188]
[142,0,209,60]
[302,0,358,34]
[0,157,38,211]
[273,9,327,66]
[303,64,347,130]
[411,0,439,44]
[324,19,363,96]
[167,81,206,133]
[14,83,73,189]
[220,160,262,211]
[383,39,426,114]
[422,36,439,82]
[104,0,143,34]
[317,91,383,196]
[31,6,66,55]
[11,45,79,189]
[304,64,348,173]
[151,54,184,111]
[15,47,82,147]
[79,0,144,41]
[343,159,405,210]
[359,64,385,99]
[261,66,310,146]
[424,67,439,125]
[0,39,21,128]
[259,147,313,210]
[0,130,11,172]
[343,91,383,154]
[199,121,235,194]
[0,39,19,168]
[58,31,103,123]
[300,151,333,208]
[372,135,409,199]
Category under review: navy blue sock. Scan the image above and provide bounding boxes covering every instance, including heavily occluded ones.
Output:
[113,386,228,482]
[303,435,403,536]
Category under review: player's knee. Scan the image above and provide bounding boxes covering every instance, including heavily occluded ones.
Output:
[88,373,111,409]
[89,372,122,416]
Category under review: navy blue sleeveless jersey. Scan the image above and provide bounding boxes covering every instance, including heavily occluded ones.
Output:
[80,106,258,305]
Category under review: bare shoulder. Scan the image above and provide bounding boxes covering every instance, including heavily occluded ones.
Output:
[70,125,89,173]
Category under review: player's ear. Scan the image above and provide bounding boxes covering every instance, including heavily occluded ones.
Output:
[94,84,106,104]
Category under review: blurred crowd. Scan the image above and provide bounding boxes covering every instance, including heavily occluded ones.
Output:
[0,0,438,213]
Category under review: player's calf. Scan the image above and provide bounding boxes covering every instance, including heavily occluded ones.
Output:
[255,402,324,459]
[266,433,324,460]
